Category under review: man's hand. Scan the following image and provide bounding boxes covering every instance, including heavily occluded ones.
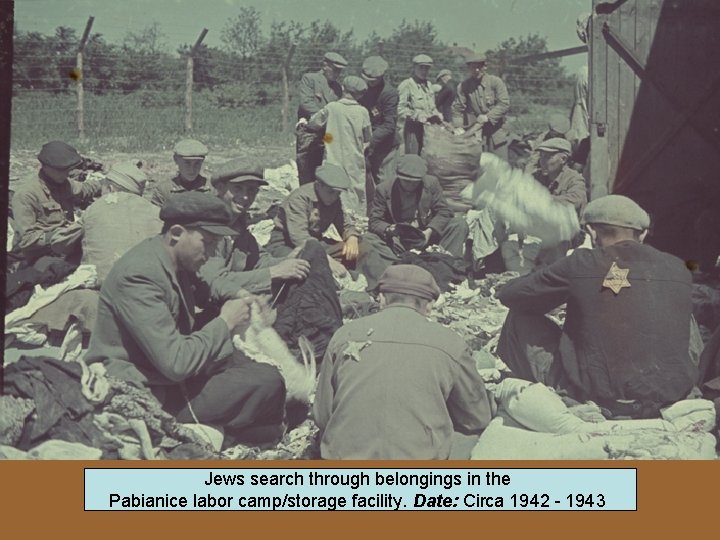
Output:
[427,114,443,125]
[421,228,433,247]
[327,256,348,278]
[476,114,489,125]
[342,235,359,262]
[219,296,253,332]
[385,224,397,239]
[269,258,311,281]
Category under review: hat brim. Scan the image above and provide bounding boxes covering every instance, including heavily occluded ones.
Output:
[414,63,433,67]
[39,158,83,170]
[194,223,240,236]
[227,175,268,186]
[397,174,424,182]
[361,72,382,81]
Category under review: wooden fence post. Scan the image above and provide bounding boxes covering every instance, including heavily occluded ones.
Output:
[281,43,297,132]
[185,28,208,133]
[76,16,94,140]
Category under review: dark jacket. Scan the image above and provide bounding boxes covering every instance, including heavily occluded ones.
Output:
[435,80,457,122]
[368,175,453,244]
[358,79,400,154]
[497,241,697,406]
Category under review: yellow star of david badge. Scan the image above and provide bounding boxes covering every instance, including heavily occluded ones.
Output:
[603,261,631,294]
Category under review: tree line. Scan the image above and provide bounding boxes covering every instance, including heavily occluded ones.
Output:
[13,7,574,111]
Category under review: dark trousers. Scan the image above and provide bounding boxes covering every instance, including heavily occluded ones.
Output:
[403,120,424,155]
[163,352,286,447]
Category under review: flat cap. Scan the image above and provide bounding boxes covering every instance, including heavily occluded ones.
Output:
[159,191,238,236]
[537,137,572,154]
[37,141,83,170]
[343,75,368,95]
[465,52,487,64]
[378,264,440,301]
[396,154,427,181]
[361,56,389,80]
[324,52,348,68]
[436,68,452,81]
[581,195,651,231]
[412,54,433,66]
[547,113,571,134]
[315,163,351,190]
[173,139,208,159]
[211,158,268,187]
[105,161,147,196]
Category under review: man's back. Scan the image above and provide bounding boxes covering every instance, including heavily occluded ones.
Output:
[313,306,491,459]
[499,241,697,404]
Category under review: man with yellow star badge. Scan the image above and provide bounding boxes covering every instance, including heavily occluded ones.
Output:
[494,195,699,419]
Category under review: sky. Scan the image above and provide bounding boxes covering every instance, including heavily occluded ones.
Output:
[15,0,590,71]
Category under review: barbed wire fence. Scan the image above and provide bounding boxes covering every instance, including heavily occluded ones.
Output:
[11,17,579,154]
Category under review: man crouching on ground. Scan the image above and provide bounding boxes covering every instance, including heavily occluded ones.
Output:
[86,191,287,447]
[313,264,493,459]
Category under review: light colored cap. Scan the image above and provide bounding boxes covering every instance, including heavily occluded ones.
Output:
[537,137,572,154]
[581,195,651,231]
[324,52,348,68]
[315,163,351,190]
[173,139,208,159]
[436,69,452,81]
[361,56,389,79]
[344,75,368,94]
[547,114,571,134]
[465,52,487,64]
[413,54,433,66]
[105,161,147,195]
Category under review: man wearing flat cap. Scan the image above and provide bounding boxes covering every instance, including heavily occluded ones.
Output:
[12,140,101,263]
[296,52,348,185]
[308,75,372,216]
[197,158,311,297]
[82,161,162,284]
[495,195,699,419]
[358,154,468,289]
[452,52,511,160]
[523,113,572,175]
[150,139,211,208]
[87,191,287,447]
[266,163,360,278]
[358,55,400,185]
[398,54,444,155]
[314,264,493,459]
[435,68,456,123]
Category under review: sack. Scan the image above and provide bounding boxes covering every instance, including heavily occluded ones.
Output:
[422,124,482,213]
[81,193,162,284]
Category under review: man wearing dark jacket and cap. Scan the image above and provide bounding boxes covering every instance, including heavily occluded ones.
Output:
[435,69,456,123]
[150,139,212,208]
[495,195,698,418]
[86,192,287,446]
[12,141,101,263]
[358,56,400,185]
[357,154,468,289]
[295,52,348,185]
[314,264,493,459]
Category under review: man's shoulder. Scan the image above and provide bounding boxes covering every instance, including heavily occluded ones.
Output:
[104,237,164,285]
[422,174,442,189]
[13,174,43,197]
[375,178,395,195]
[397,78,414,90]
[485,74,506,86]
[559,166,585,183]
[301,71,323,83]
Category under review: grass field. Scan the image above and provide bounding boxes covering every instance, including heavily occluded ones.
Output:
[11,91,565,152]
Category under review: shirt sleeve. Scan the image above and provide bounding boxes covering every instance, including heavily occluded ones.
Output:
[298,73,321,119]
[112,272,233,382]
[552,173,588,214]
[496,254,575,314]
[307,105,330,131]
[12,189,62,254]
[368,184,392,237]
[283,191,313,247]
[486,77,510,126]
[397,80,420,123]
[447,346,494,434]
[312,340,338,431]
[369,89,399,151]
[451,85,467,128]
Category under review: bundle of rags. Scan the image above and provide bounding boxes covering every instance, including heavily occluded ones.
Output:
[462,153,580,246]
[422,124,482,213]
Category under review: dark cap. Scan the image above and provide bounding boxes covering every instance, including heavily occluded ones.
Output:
[537,137,572,154]
[412,54,434,66]
[396,154,427,181]
[160,191,239,236]
[315,163,351,190]
[465,52,487,64]
[378,264,441,301]
[211,158,268,187]
[361,56,389,79]
[173,139,208,159]
[324,52,348,69]
[581,195,651,231]
[37,141,83,170]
